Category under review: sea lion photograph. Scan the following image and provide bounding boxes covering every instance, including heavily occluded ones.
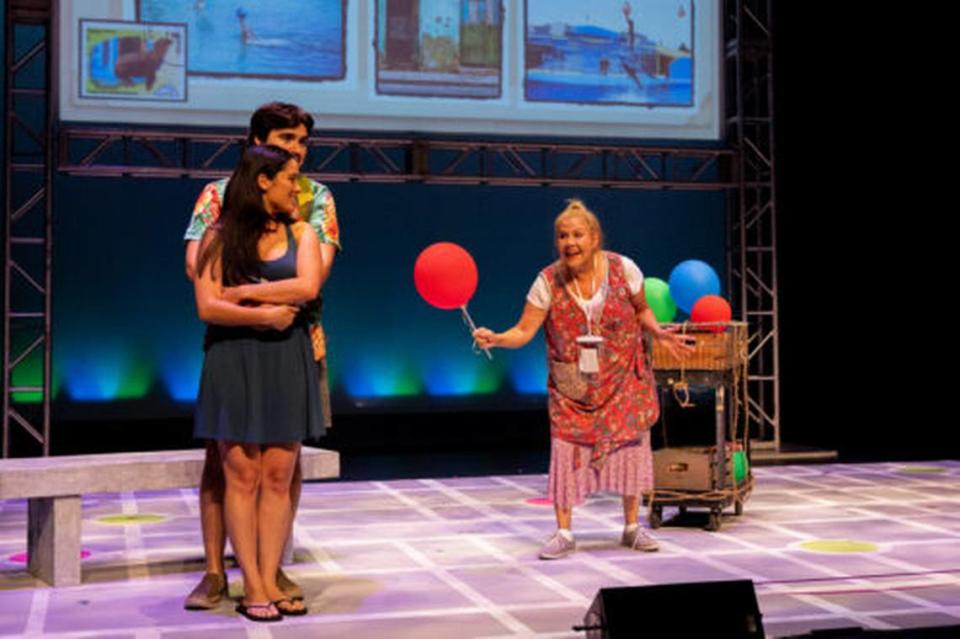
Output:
[115,36,173,91]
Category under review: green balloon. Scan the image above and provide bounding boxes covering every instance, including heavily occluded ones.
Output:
[732,450,748,484]
[644,277,677,322]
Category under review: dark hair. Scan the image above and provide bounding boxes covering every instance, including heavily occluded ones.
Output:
[197,145,296,284]
[247,102,315,146]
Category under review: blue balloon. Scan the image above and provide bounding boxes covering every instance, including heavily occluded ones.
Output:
[668,260,721,314]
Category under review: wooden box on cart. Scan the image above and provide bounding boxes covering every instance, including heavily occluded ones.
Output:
[654,446,730,491]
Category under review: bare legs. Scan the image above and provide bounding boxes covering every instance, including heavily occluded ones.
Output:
[193,444,302,587]
[258,445,300,603]
[552,496,638,531]
[219,441,301,609]
[622,495,640,525]
[198,442,226,576]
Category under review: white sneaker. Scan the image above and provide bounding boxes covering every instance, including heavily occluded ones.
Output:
[538,531,576,559]
[622,527,660,552]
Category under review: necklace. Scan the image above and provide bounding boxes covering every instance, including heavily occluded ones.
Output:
[566,253,606,336]
[571,270,597,302]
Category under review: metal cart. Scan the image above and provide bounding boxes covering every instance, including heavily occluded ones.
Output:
[645,322,753,532]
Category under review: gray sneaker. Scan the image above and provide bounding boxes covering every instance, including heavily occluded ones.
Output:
[183,572,228,610]
[539,531,576,560]
[622,527,660,552]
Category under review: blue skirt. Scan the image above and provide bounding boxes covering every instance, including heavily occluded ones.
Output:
[194,325,325,444]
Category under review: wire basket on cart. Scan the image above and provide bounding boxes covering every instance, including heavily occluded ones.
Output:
[646,321,752,531]
[652,323,745,371]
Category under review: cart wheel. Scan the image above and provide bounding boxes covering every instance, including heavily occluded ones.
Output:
[706,510,721,532]
[649,506,663,529]
[734,499,744,516]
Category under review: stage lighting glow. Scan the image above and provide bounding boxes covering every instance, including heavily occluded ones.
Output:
[159,356,202,403]
[422,356,502,396]
[62,348,152,401]
[343,355,422,398]
[508,352,548,395]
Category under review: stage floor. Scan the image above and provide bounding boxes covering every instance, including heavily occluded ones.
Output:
[1,460,958,638]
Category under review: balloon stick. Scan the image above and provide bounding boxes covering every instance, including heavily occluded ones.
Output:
[460,304,493,360]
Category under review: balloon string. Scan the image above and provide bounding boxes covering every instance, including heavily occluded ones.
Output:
[461,305,493,360]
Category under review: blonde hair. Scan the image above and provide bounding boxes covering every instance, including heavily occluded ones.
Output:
[554,198,604,248]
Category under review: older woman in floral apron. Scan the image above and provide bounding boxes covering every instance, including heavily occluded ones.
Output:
[474,200,693,559]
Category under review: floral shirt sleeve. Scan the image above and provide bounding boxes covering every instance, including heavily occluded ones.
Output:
[183,178,229,241]
[300,177,341,251]
[298,177,341,360]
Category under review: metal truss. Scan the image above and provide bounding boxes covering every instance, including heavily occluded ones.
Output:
[3,0,54,457]
[59,128,736,190]
[725,0,780,451]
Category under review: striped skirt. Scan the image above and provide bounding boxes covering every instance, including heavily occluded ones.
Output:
[547,435,653,509]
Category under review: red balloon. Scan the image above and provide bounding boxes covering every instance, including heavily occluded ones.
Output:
[690,294,731,333]
[414,242,478,310]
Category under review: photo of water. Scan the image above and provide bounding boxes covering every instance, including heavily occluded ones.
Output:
[137,0,345,80]
[525,1,693,107]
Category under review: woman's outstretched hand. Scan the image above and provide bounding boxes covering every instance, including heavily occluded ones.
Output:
[473,327,498,349]
[654,325,697,359]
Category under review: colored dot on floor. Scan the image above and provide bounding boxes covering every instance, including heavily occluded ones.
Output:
[9,550,91,563]
[799,539,878,554]
[897,466,945,474]
[95,514,167,525]
[526,497,552,506]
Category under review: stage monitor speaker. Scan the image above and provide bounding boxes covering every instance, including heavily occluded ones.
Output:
[579,579,764,638]
[781,625,960,638]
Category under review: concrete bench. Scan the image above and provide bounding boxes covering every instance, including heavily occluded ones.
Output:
[0,446,340,587]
